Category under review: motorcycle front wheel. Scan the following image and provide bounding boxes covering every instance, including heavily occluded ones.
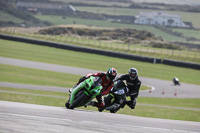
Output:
[65,100,70,109]
[69,91,88,109]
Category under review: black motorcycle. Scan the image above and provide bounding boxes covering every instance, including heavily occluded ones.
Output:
[173,77,180,85]
[99,80,128,113]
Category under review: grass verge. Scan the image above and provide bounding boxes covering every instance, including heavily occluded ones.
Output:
[1,28,200,64]
[0,39,200,85]
[0,64,80,88]
[0,86,199,122]
[0,64,149,90]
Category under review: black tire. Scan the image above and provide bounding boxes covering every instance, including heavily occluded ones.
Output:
[110,110,115,113]
[69,91,88,109]
[65,100,70,109]
[110,108,119,113]
[98,107,104,112]
[104,95,113,107]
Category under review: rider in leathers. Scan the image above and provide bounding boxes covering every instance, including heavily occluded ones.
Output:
[77,67,117,108]
[114,68,141,109]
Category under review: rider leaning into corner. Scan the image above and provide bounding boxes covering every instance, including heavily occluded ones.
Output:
[75,67,117,108]
[114,68,141,109]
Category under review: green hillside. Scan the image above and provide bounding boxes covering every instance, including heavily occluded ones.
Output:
[0,0,52,27]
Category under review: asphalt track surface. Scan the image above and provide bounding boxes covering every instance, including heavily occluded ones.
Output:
[1,57,200,133]
[0,101,200,133]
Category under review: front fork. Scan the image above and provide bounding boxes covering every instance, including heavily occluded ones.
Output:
[66,83,81,109]
[69,83,78,93]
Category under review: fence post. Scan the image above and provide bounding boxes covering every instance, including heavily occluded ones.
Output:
[194,50,198,60]
[146,46,148,53]
[94,39,96,46]
[65,36,67,42]
[116,43,119,51]
[70,36,72,42]
[76,36,78,43]
[24,29,26,37]
[12,27,15,35]
[60,35,62,42]
[127,43,130,51]
[186,50,189,58]
[99,40,101,47]
[153,58,156,64]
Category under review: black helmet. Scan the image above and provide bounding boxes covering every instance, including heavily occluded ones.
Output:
[106,67,117,80]
[129,68,138,80]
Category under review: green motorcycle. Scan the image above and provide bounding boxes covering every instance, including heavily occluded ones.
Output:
[65,76,103,109]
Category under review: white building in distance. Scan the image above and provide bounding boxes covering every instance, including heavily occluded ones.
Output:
[134,11,189,28]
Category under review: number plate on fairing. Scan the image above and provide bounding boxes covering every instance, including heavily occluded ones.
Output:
[114,90,125,95]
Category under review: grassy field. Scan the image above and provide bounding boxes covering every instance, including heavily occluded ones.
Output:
[1,0,199,122]
[74,6,200,29]
[51,0,200,7]
[35,15,200,49]
[0,39,200,85]
[1,38,200,122]
[0,11,23,23]
[0,63,150,91]
[35,15,188,43]
[0,64,80,88]
[118,105,200,122]
[171,28,200,40]
[0,86,199,122]
[2,7,199,47]
[2,27,200,64]
[51,0,130,7]
[1,86,199,109]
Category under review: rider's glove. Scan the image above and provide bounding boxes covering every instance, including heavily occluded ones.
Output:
[79,76,88,83]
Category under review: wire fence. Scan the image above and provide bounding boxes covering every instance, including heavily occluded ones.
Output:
[0,27,199,63]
